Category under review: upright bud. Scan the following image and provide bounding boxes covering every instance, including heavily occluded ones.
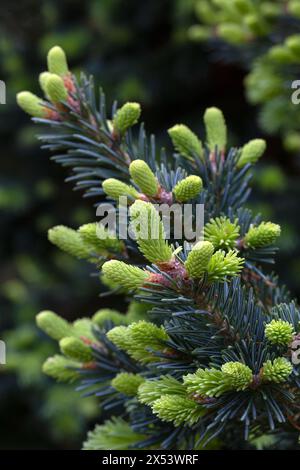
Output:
[129,160,159,197]
[42,355,80,383]
[204,107,227,153]
[265,319,294,346]
[168,124,203,159]
[39,72,52,95]
[102,178,139,201]
[221,362,253,391]
[237,139,266,168]
[59,336,93,362]
[244,222,281,248]
[48,225,93,260]
[45,74,68,103]
[111,372,145,396]
[262,358,293,383]
[102,260,149,290]
[173,175,203,202]
[113,102,141,135]
[47,46,69,76]
[184,241,214,278]
[36,310,72,340]
[16,91,47,118]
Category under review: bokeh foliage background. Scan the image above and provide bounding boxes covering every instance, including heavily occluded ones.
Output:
[0,0,300,449]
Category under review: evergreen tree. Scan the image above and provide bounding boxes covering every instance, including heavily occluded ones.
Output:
[17,45,300,450]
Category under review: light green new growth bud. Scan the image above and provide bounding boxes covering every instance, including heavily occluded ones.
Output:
[47,46,69,76]
[107,321,169,364]
[265,320,294,346]
[92,309,129,327]
[102,260,149,290]
[59,336,93,362]
[262,358,293,383]
[39,72,52,94]
[204,107,227,152]
[138,376,186,405]
[78,223,123,253]
[237,139,266,168]
[129,200,173,263]
[102,178,139,201]
[72,318,93,339]
[207,249,244,282]
[112,102,141,135]
[42,355,80,383]
[45,74,68,103]
[286,35,300,57]
[204,216,240,250]
[168,124,203,160]
[129,160,159,197]
[111,372,145,396]
[48,225,93,260]
[36,310,72,340]
[218,23,249,45]
[16,91,47,118]
[184,362,253,398]
[184,241,214,278]
[173,175,203,202]
[152,395,205,427]
[244,222,281,249]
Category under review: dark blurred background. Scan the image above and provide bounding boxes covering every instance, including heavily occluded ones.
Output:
[0,0,299,449]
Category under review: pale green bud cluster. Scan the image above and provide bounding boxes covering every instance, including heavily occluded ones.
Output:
[184,241,214,278]
[265,319,294,346]
[59,336,93,362]
[102,178,139,201]
[138,376,185,405]
[47,46,69,76]
[78,222,124,253]
[173,175,203,202]
[111,372,145,396]
[36,310,72,340]
[244,222,281,248]
[152,395,205,427]
[92,309,130,327]
[129,200,173,263]
[44,74,68,103]
[102,260,149,291]
[107,320,169,364]
[112,102,141,135]
[237,139,266,168]
[204,217,240,250]
[42,355,81,383]
[48,225,94,260]
[129,160,159,197]
[204,107,227,152]
[184,362,253,398]
[16,91,47,118]
[168,124,203,160]
[207,249,244,282]
[262,358,293,383]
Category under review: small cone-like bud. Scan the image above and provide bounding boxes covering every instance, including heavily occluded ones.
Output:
[48,225,92,260]
[286,35,300,57]
[111,372,145,396]
[106,325,132,351]
[173,175,203,202]
[265,319,294,346]
[102,178,139,201]
[184,241,214,278]
[78,223,123,253]
[36,310,72,340]
[59,336,93,362]
[129,160,159,197]
[262,358,293,383]
[221,362,253,391]
[47,46,69,76]
[168,124,203,159]
[268,45,295,63]
[152,395,205,427]
[244,222,281,249]
[102,260,149,290]
[218,23,249,45]
[39,71,52,94]
[204,107,227,152]
[45,74,68,103]
[16,91,47,118]
[92,309,129,326]
[112,102,141,135]
[237,139,266,168]
[129,200,173,263]
[42,355,80,383]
